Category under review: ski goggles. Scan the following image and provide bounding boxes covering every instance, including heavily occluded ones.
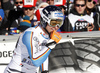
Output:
[50,19,63,28]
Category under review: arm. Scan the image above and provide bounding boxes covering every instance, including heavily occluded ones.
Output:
[22,31,51,67]
[22,30,62,67]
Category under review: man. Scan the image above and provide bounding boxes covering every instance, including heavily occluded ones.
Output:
[4,5,64,73]
[35,2,49,21]
[1,0,14,17]
[62,0,94,32]
[22,0,37,27]
[14,0,23,10]
[46,0,54,5]
[3,0,37,34]
[1,0,24,31]
[0,8,4,26]
[17,0,37,32]
[0,0,1,8]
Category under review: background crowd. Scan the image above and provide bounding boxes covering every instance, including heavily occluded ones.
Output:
[0,0,100,35]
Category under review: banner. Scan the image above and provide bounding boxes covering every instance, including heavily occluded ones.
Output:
[0,35,19,73]
[0,42,16,64]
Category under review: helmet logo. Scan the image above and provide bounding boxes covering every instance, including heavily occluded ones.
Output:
[43,16,48,21]
[54,13,63,17]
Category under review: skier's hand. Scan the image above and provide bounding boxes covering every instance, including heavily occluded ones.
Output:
[50,30,62,43]
[46,31,62,49]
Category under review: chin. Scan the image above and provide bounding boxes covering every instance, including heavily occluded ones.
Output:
[49,30,54,33]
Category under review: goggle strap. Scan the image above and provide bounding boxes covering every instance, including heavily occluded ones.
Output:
[41,12,50,23]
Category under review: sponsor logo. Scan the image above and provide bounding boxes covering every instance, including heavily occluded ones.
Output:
[75,20,88,31]
[22,58,34,66]
[54,13,63,17]
[0,51,13,58]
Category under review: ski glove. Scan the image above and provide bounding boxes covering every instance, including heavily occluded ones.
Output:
[46,30,62,49]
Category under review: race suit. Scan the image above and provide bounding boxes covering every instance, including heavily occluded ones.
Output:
[4,26,51,73]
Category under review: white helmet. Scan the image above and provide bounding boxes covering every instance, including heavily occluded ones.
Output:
[40,5,64,28]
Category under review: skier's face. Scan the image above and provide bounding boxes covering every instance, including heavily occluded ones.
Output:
[46,24,59,33]
[75,0,86,14]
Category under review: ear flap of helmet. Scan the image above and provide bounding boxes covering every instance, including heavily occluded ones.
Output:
[40,17,48,28]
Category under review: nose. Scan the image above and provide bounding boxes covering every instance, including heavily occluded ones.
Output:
[90,1,93,4]
[54,26,59,30]
[79,5,82,8]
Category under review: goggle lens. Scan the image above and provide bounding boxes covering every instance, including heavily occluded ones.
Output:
[50,19,63,27]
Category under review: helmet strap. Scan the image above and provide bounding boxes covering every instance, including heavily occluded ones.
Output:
[44,23,51,38]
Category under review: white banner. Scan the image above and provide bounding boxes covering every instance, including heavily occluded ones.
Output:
[0,42,16,64]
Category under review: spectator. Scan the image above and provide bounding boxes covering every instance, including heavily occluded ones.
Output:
[46,0,54,5]
[37,0,46,4]
[4,5,64,73]
[86,0,98,15]
[0,0,4,22]
[35,2,49,21]
[62,0,94,32]
[97,0,100,11]
[86,0,100,30]
[57,5,67,32]
[1,0,24,32]
[58,5,67,17]
[14,0,23,10]
[37,2,49,8]
[1,0,14,18]
[18,15,31,33]
[98,0,100,12]
[0,0,8,35]
[21,0,37,27]
[0,0,4,25]
[0,8,4,26]
[22,7,37,27]
[1,0,37,34]
[54,0,67,18]
[17,0,37,32]
[0,0,1,9]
